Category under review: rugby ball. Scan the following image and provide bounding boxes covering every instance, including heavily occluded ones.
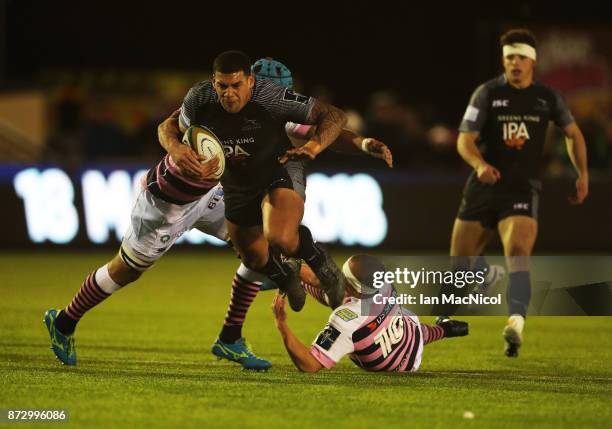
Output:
[182,125,225,180]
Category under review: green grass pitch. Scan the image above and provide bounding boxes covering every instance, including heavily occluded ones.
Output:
[1,251,610,428]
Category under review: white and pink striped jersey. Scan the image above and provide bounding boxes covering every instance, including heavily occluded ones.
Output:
[310,285,424,372]
[144,154,219,205]
[285,122,314,147]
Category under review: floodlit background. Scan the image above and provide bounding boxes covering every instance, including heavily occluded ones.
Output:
[0,3,610,428]
[1,0,611,251]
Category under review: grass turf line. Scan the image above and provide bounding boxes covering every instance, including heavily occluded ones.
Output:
[0,251,610,429]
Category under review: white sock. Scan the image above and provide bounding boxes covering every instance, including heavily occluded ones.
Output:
[237,263,266,285]
[508,314,525,333]
[95,264,122,294]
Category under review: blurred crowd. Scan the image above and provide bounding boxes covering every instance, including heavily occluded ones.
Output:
[39,73,612,178]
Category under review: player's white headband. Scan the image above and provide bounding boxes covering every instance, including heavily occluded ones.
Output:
[503,43,537,61]
[342,260,379,295]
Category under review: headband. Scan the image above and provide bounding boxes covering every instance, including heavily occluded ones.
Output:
[342,259,379,295]
[503,43,536,61]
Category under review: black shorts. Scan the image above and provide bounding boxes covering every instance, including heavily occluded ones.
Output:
[224,161,307,227]
[457,185,539,229]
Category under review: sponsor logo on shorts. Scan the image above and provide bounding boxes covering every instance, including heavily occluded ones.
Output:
[513,202,529,210]
[208,192,223,209]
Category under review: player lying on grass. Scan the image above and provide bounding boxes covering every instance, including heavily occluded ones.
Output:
[272,255,469,372]
[43,58,393,370]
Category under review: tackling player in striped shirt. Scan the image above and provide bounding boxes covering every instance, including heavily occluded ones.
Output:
[272,255,469,372]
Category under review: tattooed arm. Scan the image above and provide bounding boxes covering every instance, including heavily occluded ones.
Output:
[280,99,347,163]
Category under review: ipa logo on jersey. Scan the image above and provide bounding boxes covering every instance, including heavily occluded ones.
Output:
[182,125,226,179]
[502,121,530,150]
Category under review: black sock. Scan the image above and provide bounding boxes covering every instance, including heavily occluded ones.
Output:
[257,247,290,286]
[507,271,531,317]
[219,325,242,344]
[294,225,323,271]
[55,310,77,335]
[473,255,490,272]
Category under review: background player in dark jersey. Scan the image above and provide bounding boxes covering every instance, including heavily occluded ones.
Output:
[272,255,469,373]
[159,51,348,312]
[451,29,588,357]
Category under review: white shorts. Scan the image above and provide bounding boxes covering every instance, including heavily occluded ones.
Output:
[119,185,227,271]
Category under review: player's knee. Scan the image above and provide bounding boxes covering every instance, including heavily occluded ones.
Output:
[241,251,268,271]
[506,244,530,257]
[108,255,143,286]
[266,230,298,255]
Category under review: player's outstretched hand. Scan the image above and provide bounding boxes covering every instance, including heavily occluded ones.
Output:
[272,292,288,325]
[170,145,207,179]
[476,162,501,184]
[279,141,321,164]
[569,175,589,205]
[364,139,393,168]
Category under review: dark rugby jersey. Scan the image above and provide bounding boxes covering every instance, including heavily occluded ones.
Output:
[179,79,314,194]
[459,75,574,192]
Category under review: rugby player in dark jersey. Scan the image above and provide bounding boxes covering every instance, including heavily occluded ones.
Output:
[450,29,588,357]
[159,51,348,312]
[211,58,394,370]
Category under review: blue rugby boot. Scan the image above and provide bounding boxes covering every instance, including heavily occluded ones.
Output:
[211,338,272,371]
[44,309,76,365]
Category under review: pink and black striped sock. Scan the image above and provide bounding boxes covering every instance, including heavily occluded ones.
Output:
[219,273,260,343]
[421,324,445,345]
[56,270,112,334]
[301,281,330,307]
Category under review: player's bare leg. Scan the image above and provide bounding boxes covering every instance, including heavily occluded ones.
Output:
[225,222,268,269]
[453,224,505,294]
[262,188,303,254]
[498,215,537,357]
[108,254,143,285]
[261,188,307,310]
[263,187,344,309]
[450,218,494,260]
[435,219,494,315]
